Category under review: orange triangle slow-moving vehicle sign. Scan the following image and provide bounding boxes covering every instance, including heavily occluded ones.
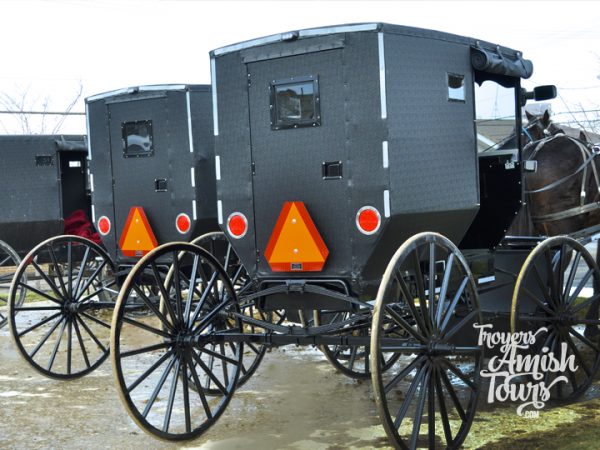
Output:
[118,206,158,257]
[265,202,329,272]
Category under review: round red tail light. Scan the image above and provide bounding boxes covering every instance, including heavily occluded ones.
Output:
[97,216,111,236]
[356,206,381,235]
[227,212,248,239]
[176,213,191,234]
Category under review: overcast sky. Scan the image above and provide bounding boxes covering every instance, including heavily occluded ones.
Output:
[0,0,598,133]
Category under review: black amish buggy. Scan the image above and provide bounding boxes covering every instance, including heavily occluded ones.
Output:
[5,85,271,383]
[108,23,600,448]
[0,135,90,329]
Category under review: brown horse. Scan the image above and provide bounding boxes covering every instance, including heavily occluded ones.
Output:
[523,111,600,237]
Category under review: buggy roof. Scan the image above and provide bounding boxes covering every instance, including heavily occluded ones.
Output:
[86,84,210,104]
[210,22,532,80]
[211,22,520,57]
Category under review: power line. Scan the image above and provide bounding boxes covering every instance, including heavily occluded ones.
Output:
[0,110,85,115]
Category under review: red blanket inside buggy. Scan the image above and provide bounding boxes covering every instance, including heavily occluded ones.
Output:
[63,209,102,245]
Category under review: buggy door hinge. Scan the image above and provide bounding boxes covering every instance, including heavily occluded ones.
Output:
[251,161,256,175]
[247,73,252,87]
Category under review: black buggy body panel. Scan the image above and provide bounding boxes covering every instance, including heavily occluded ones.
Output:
[0,135,89,255]
[86,85,217,266]
[211,23,531,296]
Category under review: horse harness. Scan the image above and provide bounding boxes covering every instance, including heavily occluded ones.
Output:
[524,133,600,223]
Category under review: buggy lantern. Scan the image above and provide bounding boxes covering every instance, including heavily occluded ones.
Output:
[356,206,381,235]
[227,212,248,238]
[175,213,191,234]
[97,216,111,235]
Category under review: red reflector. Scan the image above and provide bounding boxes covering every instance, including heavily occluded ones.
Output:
[176,213,191,234]
[98,216,111,235]
[356,206,381,235]
[227,213,247,239]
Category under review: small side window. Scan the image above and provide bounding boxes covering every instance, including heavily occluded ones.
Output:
[122,120,154,157]
[447,73,465,102]
[270,75,320,130]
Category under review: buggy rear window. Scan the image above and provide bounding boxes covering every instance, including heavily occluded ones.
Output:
[447,73,466,102]
[270,75,320,130]
[122,120,154,157]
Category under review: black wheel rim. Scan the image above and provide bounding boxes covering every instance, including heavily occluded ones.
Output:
[8,235,116,379]
[0,240,23,329]
[371,233,482,450]
[191,232,269,391]
[512,236,600,402]
[111,242,242,441]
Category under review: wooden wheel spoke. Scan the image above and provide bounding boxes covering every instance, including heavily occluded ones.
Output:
[126,350,174,394]
[185,352,213,419]
[393,361,427,429]
[563,252,582,302]
[569,327,600,353]
[17,312,63,337]
[384,304,427,343]
[142,356,177,418]
[436,253,455,326]
[72,317,90,369]
[162,358,181,433]
[384,355,424,394]
[72,247,91,300]
[74,259,108,301]
[19,281,63,305]
[428,243,436,332]
[434,364,454,446]
[120,342,172,358]
[47,245,68,298]
[122,316,172,339]
[29,316,64,358]
[191,349,228,395]
[409,364,430,450]
[397,274,429,336]
[439,368,467,421]
[521,286,554,315]
[532,263,555,309]
[75,315,107,353]
[439,276,469,333]
[441,309,478,342]
[440,358,477,391]
[564,334,591,376]
[80,311,111,329]
[47,318,68,371]
[131,284,174,332]
[31,260,65,302]
[570,293,600,314]
[568,269,594,305]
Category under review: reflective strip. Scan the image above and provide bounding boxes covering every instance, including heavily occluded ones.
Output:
[383,190,390,218]
[212,23,379,56]
[190,167,195,187]
[85,84,188,102]
[192,200,197,220]
[378,32,387,119]
[478,276,496,284]
[186,90,194,153]
[211,58,219,136]
[91,204,96,223]
[217,200,223,224]
[90,173,94,192]
[85,103,92,160]
[382,141,389,168]
[215,155,221,180]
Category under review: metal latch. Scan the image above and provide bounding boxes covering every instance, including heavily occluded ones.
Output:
[523,160,538,173]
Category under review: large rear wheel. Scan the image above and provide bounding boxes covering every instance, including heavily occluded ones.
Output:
[511,236,600,402]
[8,235,116,379]
[111,242,242,440]
[371,232,482,449]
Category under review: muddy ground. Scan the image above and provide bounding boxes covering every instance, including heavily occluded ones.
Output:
[2,324,600,450]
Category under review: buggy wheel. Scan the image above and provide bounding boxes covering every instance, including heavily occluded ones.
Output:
[0,240,24,329]
[314,308,400,379]
[511,236,600,402]
[8,235,116,379]
[190,232,268,391]
[371,232,482,449]
[111,242,242,441]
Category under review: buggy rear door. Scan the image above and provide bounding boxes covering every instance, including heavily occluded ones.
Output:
[246,49,350,276]
[107,97,168,258]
